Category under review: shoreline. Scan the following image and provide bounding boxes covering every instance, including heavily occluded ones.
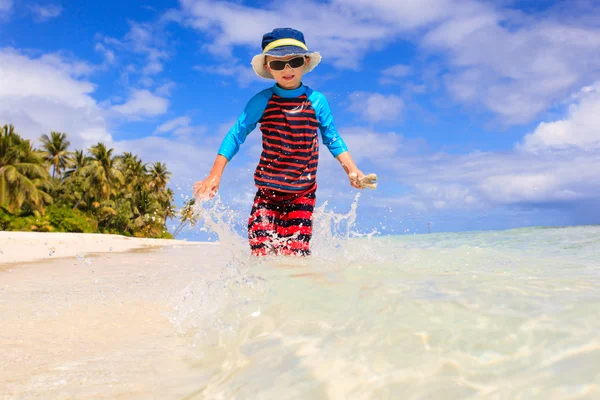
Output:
[0,231,212,265]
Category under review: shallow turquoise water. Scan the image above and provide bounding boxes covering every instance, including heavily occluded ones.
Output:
[170,214,600,399]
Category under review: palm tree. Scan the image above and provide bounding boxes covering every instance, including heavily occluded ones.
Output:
[118,152,148,195]
[147,161,174,223]
[1,124,175,238]
[115,153,148,230]
[0,124,52,214]
[62,149,91,211]
[113,157,175,238]
[64,149,90,179]
[82,143,123,201]
[163,187,176,220]
[40,131,73,180]
[148,162,171,192]
[173,198,198,238]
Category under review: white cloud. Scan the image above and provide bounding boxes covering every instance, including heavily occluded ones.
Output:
[0,0,12,12]
[519,82,600,152]
[0,48,111,148]
[123,21,169,75]
[195,62,261,87]
[479,173,578,205]
[155,81,176,96]
[334,0,454,30]
[0,0,12,19]
[382,64,412,78]
[337,127,407,162]
[153,116,207,138]
[348,92,404,122]
[385,183,480,211]
[29,4,63,21]
[110,89,169,119]
[94,43,115,64]
[171,125,207,137]
[379,64,413,86]
[155,116,191,134]
[381,148,600,211]
[96,20,170,87]
[352,1,600,124]
[316,82,600,213]
[138,76,154,88]
[143,60,163,75]
[176,0,600,124]
[36,52,95,77]
[425,16,600,124]
[114,135,217,189]
[314,127,425,204]
[177,0,391,68]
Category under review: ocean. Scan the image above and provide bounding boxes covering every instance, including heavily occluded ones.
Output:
[1,199,599,399]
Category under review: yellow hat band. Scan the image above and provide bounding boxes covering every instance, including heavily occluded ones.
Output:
[263,38,308,54]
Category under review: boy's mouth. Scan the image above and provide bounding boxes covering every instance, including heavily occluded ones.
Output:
[282,74,295,81]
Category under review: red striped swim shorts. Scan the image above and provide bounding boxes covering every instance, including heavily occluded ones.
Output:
[248,186,317,257]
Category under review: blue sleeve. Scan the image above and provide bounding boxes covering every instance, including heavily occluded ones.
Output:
[217,89,271,161]
[307,89,348,157]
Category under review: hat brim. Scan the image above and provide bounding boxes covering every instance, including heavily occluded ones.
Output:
[252,48,321,79]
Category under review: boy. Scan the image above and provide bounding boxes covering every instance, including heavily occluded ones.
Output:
[193,27,373,256]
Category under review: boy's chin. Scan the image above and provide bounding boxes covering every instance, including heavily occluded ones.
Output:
[277,79,301,89]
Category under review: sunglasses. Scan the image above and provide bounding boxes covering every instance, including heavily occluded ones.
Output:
[267,56,306,71]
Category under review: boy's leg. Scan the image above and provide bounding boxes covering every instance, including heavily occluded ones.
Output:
[248,189,282,256]
[277,188,316,256]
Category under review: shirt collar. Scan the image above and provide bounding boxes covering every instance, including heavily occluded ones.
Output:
[271,83,307,98]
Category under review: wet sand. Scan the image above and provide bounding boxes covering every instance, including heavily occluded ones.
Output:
[0,244,228,400]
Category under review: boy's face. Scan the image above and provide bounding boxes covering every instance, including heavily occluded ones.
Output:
[265,55,309,90]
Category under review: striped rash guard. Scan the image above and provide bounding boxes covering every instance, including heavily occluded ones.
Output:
[218,84,348,193]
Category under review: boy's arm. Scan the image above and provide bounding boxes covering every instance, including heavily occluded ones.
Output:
[310,90,365,189]
[193,90,270,199]
[217,90,270,161]
[193,155,228,200]
[312,94,348,158]
[335,151,359,174]
[336,151,364,189]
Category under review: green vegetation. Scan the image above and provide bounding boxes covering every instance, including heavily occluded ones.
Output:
[0,124,181,238]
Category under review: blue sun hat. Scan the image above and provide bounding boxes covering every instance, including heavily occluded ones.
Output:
[251,28,322,79]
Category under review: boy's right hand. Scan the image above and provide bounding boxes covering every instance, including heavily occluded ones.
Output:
[193,174,221,200]
[349,172,378,189]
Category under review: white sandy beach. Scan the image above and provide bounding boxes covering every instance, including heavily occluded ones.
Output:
[0,233,228,399]
[0,231,209,265]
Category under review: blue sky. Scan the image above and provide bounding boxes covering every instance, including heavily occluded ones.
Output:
[1,0,600,239]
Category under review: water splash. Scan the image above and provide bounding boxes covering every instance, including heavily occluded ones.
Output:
[311,193,381,263]
[189,192,379,265]
[169,271,271,345]
[169,192,381,342]
[191,196,250,267]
